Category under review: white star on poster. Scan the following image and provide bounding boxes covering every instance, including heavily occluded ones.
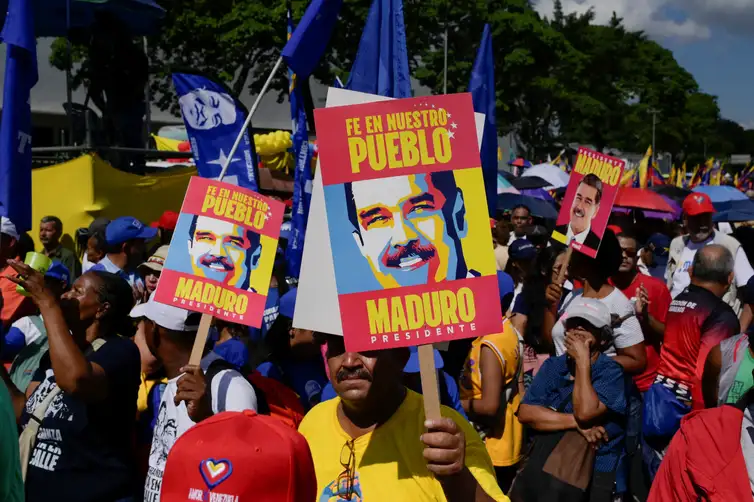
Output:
[448,131,455,139]
[208,149,241,167]
[451,122,458,129]
[447,113,452,118]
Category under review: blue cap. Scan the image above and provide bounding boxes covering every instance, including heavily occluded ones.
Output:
[279,287,297,319]
[647,233,670,257]
[509,239,537,261]
[280,220,292,241]
[105,217,158,246]
[404,346,444,373]
[497,271,515,300]
[45,261,71,287]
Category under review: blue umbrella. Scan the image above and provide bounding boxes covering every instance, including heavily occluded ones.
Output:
[713,209,754,223]
[713,199,754,214]
[2,0,167,37]
[692,185,748,203]
[497,193,558,220]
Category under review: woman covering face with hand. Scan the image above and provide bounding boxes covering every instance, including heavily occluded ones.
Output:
[515,298,628,502]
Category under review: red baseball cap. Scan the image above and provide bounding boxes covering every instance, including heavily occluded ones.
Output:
[682,193,716,216]
[607,225,622,236]
[153,210,179,231]
[160,410,317,502]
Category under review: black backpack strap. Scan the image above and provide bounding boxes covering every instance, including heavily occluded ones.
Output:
[204,358,269,415]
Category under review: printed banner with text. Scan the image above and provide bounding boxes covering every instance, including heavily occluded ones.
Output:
[154,177,284,327]
[551,147,625,258]
[314,93,501,352]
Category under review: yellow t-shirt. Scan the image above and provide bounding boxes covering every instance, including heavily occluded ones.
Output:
[459,319,523,467]
[299,389,509,502]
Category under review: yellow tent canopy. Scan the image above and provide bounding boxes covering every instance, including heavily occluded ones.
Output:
[31,153,195,251]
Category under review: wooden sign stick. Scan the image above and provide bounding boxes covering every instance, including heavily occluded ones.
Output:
[557,247,573,287]
[418,344,442,421]
[189,314,214,366]
[184,58,285,367]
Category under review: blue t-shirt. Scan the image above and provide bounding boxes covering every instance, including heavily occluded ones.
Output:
[257,358,328,411]
[249,287,280,343]
[22,335,141,502]
[522,353,627,473]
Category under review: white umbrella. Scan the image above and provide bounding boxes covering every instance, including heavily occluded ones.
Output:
[522,163,570,189]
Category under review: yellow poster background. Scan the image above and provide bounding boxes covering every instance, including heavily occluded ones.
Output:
[454,167,496,278]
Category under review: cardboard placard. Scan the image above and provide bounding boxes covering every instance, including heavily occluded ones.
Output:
[311,93,501,352]
[551,147,625,258]
[153,177,284,327]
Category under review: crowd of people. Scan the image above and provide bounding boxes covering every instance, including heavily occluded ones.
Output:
[1,189,754,502]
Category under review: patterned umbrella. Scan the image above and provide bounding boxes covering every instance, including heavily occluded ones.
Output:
[508,158,532,168]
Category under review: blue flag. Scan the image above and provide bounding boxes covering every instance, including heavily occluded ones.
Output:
[346,0,411,98]
[0,0,37,232]
[468,24,497,217]
[172,72,259,191]
[282,0,343,79]
[286,10,314,280]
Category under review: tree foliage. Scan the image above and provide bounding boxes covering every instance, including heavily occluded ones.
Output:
[49,0,746,159]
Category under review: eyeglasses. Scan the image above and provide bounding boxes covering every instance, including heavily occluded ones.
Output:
[337,439,356,499]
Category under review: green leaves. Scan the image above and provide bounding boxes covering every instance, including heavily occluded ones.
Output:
[47,0,736,159]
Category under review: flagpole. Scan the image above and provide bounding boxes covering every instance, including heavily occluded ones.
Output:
[65,0,74,146]
[443,28,448,94]
[442,0,448,95]
[218,55,284,182]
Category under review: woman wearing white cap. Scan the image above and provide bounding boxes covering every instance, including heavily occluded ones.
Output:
[515,297,628,502]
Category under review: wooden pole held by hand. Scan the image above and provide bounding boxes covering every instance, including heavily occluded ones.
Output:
[189,314,213,366]
[418,344,442,422]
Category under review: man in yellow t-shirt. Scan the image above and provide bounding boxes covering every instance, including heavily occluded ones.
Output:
[460,271,524,492]
[299,335,509,502]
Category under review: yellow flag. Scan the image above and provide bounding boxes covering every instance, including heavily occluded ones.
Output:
[638,146,652,189]
[152,134,183,152]
[677,162,686,188]
[621,167,636,187]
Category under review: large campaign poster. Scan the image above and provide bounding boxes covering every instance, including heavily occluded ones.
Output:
[314,93,501,352]
[153,177,284,328]
[551,147,625,258]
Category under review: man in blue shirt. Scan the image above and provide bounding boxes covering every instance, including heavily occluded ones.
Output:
[90,216,156,304]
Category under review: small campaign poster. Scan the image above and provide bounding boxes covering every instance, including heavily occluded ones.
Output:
[551,147,625,258]
[314,93,501,352]
[153,176,284,328]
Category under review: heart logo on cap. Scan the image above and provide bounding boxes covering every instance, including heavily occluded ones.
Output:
[199,458,233,489]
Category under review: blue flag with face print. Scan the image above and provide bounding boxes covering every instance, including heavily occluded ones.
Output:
[172,72,259,191]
